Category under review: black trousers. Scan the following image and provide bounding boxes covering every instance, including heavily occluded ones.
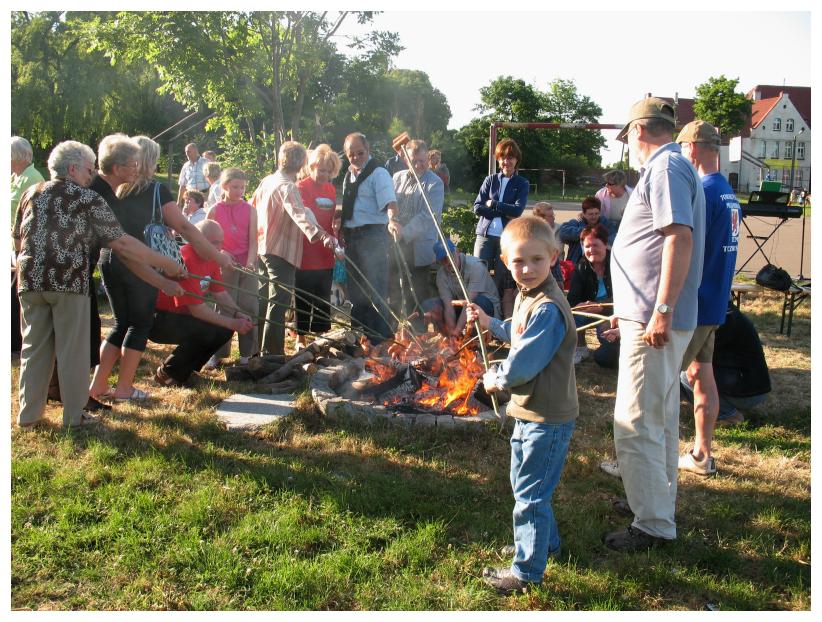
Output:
[101,255,158,352]
[149,311,232,383]
[294,268,333,334]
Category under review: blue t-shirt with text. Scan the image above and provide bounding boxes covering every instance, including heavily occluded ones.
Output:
[698,173,738,325]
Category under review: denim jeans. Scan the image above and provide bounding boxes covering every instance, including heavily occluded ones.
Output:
[343,225,392,342]
[509,417,576,583]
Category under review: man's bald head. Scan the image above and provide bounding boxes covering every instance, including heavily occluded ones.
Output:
[196,219,225,250]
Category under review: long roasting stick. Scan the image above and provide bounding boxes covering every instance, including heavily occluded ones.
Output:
[392,132,501,421]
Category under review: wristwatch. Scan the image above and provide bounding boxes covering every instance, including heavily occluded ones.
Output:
[656,303,673,315]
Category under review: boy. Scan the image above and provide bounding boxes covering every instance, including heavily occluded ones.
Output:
[466,216,579,594]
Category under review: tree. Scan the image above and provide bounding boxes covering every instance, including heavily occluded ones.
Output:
[11,11,183,159]
[693,75,752,137]
[83,11,402,169]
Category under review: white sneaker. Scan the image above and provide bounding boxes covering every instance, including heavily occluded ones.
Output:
[600,460,621,478]
[678,450,717,476]
[203,356,220,370]
[573,346,591,365]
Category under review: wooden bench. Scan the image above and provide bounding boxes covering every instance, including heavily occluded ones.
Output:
[731,281,810,337]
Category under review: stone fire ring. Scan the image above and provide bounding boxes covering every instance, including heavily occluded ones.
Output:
[309,362,506,431]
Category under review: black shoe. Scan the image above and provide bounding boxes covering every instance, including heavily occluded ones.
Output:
[602,525,672,552]
[482,567,538,595]
[155,366,185,388]
[85,396,112,412]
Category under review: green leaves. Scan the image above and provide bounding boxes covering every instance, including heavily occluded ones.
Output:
[693,75,753,138]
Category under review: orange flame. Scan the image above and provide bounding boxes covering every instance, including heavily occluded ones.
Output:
[361,332,483,416]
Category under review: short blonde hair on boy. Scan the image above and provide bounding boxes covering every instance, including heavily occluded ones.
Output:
[500,215,560,257]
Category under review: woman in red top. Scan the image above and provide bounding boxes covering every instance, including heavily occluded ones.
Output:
[295,145,342,346]
[206,167,258,365]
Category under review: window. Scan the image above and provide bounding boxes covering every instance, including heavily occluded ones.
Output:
[757,141,767,158]
[781,169,790,185]
[785,142,793,159]
[786,118,794,132]
[773,118,782,131]
[797,142,805,160]
[770,141,780,158]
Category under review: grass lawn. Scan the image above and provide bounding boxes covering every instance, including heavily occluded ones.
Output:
[10,292,810,611]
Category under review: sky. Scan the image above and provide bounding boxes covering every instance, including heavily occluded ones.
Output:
[338,7,812,165]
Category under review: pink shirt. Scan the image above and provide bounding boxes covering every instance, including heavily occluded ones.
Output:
[211,200,253,265]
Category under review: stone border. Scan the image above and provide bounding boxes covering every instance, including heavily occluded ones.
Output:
[309,363,505,431]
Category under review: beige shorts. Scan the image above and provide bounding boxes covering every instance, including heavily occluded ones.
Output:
[681,325,718,370]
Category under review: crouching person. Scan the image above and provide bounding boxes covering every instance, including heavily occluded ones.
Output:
[149,220,253,387]
[466,216,578,594]
[422,238,501,336]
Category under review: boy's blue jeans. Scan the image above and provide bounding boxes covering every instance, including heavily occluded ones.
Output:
[509,417,576,583]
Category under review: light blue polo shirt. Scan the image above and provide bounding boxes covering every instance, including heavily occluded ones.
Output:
[344,157,397,229]
[611,143,705,331]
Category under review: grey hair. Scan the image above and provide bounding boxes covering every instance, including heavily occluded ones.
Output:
[278,141,307,175]
[637,117,675,138]
[203,161,221,180]
[11,136,34,164]
[97,133,139,175]
[602,169,627,186]
[117,135,159,197]
[47,141,96,180]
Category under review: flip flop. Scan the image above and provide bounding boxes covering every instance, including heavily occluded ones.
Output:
[113,388,150,402]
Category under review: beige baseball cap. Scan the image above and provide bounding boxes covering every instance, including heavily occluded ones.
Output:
[616,97,676,143]
[676,120,721,146]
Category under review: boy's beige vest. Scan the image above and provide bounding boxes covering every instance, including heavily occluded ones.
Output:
[506,275,579,424]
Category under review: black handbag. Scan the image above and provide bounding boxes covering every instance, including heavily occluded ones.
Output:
[755,263,792,291]
[143,182,184,274]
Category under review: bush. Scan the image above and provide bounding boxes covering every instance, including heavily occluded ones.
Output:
[441,202,477,253]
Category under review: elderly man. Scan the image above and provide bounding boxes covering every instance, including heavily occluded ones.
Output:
[389,139,444,321]
[11,136,46,353]
[13,141,184,429]
[675,120,739,475]
[341,132,400,342]
[150,220,253,387]
[603,97,705,551]
[594,169,633,230]
[176,142,210,205]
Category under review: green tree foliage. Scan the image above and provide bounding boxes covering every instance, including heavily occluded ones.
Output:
[693,75,752,137]
[11,11,183,161]
[453,76,605,189]
[82,11,404,175]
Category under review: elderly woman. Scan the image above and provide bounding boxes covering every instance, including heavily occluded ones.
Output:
[252,141,337,355]
[472,138,529,318]
[390,139,444,321]
[13,141,183,428]
[89,136,231,402]
[567,223,619,368]
[594,169,633,230]
[11,136,46,353]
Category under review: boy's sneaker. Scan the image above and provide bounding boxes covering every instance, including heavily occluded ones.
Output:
[203,356,220,371]
[573,346,590,365]
[482,567,538,595]
[678,450,716,476]
[599,460,621,478]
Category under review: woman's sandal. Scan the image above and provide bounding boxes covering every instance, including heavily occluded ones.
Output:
[113,387,150,402]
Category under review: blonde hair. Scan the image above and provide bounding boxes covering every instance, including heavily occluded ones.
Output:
[203,161,221,182]
[219,167,247,201]
[500,216,560,257]
[532,201,555,219]
[118,135,160,198]
[304,144,342,180]
[277,141,307,175]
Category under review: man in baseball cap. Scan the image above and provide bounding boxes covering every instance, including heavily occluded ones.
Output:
[675,119,739,477]
[603,96,706,552]
[615,96,676,143]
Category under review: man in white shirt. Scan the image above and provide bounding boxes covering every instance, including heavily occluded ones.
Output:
[176,143,210,205]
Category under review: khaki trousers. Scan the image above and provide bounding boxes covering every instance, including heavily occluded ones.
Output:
[215,267,259,359]
[18,291,90,427]
[613,319,693,540]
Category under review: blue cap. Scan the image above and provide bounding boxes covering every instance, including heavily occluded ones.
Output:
[433,238,457,262]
